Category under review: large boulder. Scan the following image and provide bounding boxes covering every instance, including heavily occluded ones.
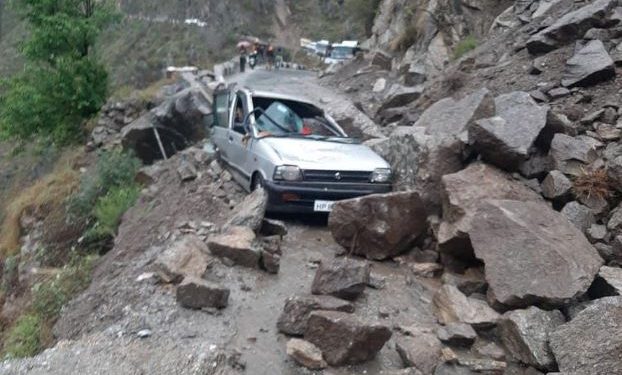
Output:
[277,295,355,336]
[549,133,598,176]
[549,296,622,374]
[377,84,424,113]
[311,258,370,300]
[526,0,619,53]
[223,188,267,232]
[367,127,463,213]
[154,235,210,283]
[328,191,427,260]
[207,226,261,268]
[438,163,542,259]
[499,307,565,370]
[469,200,603,308]
[561,40,615,88]
[305,311,392,366]
[416,88,495,138]
[396,332,442,374]
[433,285,500,329]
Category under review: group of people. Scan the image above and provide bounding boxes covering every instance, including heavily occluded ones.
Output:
[239,41,283,73]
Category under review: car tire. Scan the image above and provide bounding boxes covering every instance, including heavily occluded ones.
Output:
[252,173,264,191]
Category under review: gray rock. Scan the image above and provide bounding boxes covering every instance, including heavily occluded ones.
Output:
[396,332,442,374]
[177,157,198,182]
[561,40,615,88]
[441,269,487,296]
[473,341,506,361]
[607,155,622,191]
[549,133,598,176]
[438,163,542,260]
[596,265,622,295]
[378,84,424,113]
[499,307,565,370]
[223,188,267,232]
[469,200,603,308]
[176,277,229,309]
[328,191,427,260]
[541,170,573,200]
[277,295,354,336]
[548,87,570,99]
[469,92,549,170]
[436,323,477,347]
[305,311,392,366]
[154,235,210,284]
[367,127,463,214]
[417,88,495,138]
[561,201,596,233]
[549,296,622,374]
[370,51,393,70]
[259,218,288,237]
[587,224,608,242]
[286,338,327,370]
[609,204,622,232]
[595,122,621,141]
[518,152,553,179]
[433,285,500,329]
[526,0,619,53]
[311,257,370,300]
[259,236,281,274]
[207,226,261,268]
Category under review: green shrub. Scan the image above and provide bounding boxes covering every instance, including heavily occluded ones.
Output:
[69,149,141,217]
[453,35,478,59]
[3,314,42,358]
[31,255,97,321]
[92,185,140,236]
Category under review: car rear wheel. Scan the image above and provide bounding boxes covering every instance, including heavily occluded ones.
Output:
[252,173,264,191]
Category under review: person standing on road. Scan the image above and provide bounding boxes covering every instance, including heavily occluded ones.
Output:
[239,48,247,73]
[266,44,275,70]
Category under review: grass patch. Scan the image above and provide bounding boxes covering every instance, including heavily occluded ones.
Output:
[573,168,614,201]
[92,186,140,236]
[0,150,82,257]
[453,35,478,59]
[3,314,42,359]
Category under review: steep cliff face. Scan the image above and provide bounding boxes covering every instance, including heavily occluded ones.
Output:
[367,0,512,79]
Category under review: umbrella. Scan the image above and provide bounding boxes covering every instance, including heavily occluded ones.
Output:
[237,40,252,50]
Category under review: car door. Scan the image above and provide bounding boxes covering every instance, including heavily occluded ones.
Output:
[226,91,253,187]
[212,89,233,162]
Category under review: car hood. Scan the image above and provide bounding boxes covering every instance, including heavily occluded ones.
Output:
[261,137,390,171]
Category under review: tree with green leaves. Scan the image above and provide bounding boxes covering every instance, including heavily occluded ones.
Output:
[0,0,119,144]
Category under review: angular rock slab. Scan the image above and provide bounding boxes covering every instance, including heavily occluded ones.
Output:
[550,296,622,374]
[433,285,500,329]
[438,163,542,259]
[311,257,370,300]
[277,295,355,336]
[286,338,327,370]
[561,40,615,88]
[549,133,598,176]
[416,88,495,138]
[526,0,619,53]
[541,170,572,200]
[305,311,392,366]
[207,226,261,268]
[176,276,229,309]
[596,265,622,295]
[469,200,603,308]
[469,92,549,170]
[436,323,477,347]
[328,191,427,260]
[222,188,267,232]
[396,332,442,374]
[499,306,565,370]
[154,235,210,283]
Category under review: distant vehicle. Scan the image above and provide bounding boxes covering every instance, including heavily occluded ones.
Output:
[324,40,360,64]
[211,87,393,213]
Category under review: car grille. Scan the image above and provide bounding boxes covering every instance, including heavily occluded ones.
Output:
[302,170,372,183]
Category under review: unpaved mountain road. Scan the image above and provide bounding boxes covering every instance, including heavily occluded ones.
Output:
[0,68,437,375]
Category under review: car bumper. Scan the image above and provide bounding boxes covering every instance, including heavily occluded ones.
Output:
[263,180,392,213]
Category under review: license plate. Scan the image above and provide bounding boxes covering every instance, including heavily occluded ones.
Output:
[314,200,335,212]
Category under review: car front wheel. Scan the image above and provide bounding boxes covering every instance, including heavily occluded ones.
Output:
[252,173,264,191]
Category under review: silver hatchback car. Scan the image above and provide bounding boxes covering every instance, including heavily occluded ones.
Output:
[210,86,392,213]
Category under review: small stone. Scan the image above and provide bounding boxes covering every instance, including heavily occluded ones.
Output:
[437,323,477,347]
[311,257,370,300]
[277,294,354,336]
[548,87,571,99]
[136,329,152,338]
[286,338,327,370]
[433,285,500,329]
[561,201,595,233]
[176,277,229,309]
[541,170,572,200]
[587,224,608,243]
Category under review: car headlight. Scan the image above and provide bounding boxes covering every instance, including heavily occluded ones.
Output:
[274,165,302,181]
[371,168,392,183]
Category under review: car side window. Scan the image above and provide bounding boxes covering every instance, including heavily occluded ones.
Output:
[214,92,230,128]
[232,94,248,135]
